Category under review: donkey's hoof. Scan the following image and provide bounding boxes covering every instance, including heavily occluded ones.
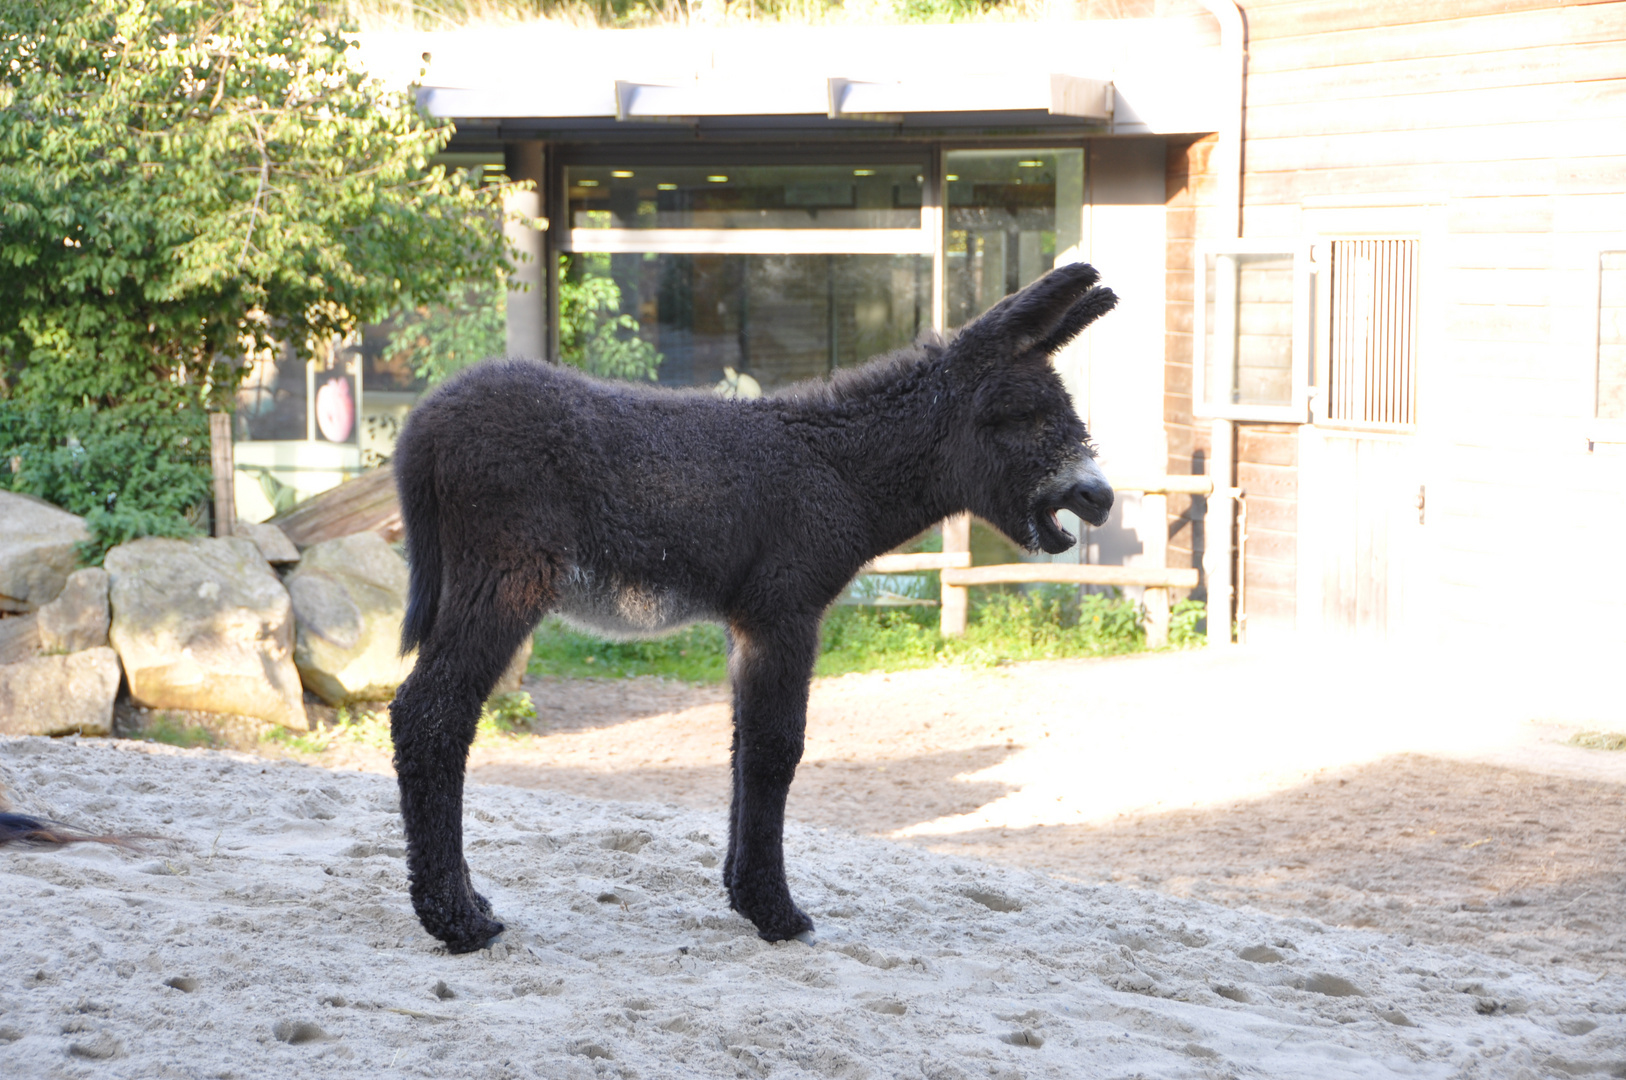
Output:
[753,905,815,943]
[442,916,505,955]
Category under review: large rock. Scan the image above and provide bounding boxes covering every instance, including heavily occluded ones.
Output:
[105,537,308,730]
[0,613,40,664]
[38,567,110,653]
[0,492,88,613]
[0,647,121,736]
[285,532,415,705]
[235,521,300,566]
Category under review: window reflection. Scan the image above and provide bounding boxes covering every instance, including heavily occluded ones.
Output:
[567,164,925,230]
[566,252,930,391]
[945,149,1084,327]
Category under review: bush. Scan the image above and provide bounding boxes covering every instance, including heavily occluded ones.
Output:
[0,401,210,563]
[0,0,510,554]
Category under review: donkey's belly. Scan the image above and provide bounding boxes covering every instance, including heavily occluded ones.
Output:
[553,565,717,641]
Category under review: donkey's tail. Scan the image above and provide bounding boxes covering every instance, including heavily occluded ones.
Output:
[395,422,442,656]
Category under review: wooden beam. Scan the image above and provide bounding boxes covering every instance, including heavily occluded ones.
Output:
[270,463,402,548]
[1143,491,1171,648]
[209,412,235,539]
[939,513,970,637]
[1108,475,1216,495]
[863,551,973,574]
[942,564,1201,589]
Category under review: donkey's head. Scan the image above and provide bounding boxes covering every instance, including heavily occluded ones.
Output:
[942,262,1116,555]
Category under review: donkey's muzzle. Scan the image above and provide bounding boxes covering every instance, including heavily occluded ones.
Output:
[1060,474,1115,528]
[1031,463,1115,554]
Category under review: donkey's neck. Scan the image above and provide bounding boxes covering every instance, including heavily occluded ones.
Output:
[782,353,963,558]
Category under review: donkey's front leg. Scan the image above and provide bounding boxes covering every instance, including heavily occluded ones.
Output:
[724,619,818,941]
[390,651,505,954]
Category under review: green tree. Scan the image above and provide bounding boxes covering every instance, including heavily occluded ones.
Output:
[0,0,510,557]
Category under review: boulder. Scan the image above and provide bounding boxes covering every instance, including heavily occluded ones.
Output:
[285,532,415,705]
[235,521,301,565]
[0,613,40,664]
[105,537,307,730]
[0,492,88,613]
[38,567,110,653]
[0,648,121,737]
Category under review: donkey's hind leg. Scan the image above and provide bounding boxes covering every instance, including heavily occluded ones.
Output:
[390,566,549,953]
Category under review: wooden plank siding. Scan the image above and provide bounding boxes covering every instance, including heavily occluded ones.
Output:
[1206,0,1626,644]
[1163,134,1219,606]
[1237,425,1300,641]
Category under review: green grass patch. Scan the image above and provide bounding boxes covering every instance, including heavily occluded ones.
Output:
[139,713,220,749]
[1568,730,1626,751]
[261,704,395,755]
[261,696,542,756]
[528,621,730,683]
[478,692,539,738]
[527,589,1206,684]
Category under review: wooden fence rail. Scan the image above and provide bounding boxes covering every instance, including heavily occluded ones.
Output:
[859,476,1223,647]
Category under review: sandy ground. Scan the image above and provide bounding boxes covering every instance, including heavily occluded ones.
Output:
[4,643,1624,1077]
[299,644,1626,979]
[5,735,1626,1080]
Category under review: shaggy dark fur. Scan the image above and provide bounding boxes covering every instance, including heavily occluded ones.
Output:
[389,262,1118,953]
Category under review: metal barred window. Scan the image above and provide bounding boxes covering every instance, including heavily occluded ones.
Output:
[1326,239,1418,429]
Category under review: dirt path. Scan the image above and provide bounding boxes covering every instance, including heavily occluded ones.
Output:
[293,645,1626,975]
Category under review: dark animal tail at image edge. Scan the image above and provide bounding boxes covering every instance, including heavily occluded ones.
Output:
[0,812,128,849]
[396,432,442,655]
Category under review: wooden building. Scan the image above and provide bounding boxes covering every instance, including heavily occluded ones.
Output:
[358,0,1626,648]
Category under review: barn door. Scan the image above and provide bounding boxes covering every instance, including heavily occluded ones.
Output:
[1304,238,1423,640]
[1308,432,1420,637]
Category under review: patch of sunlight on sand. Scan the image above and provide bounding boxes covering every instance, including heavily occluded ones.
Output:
[894,638,1622,838]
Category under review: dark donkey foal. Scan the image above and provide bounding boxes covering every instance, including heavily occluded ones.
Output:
[389,262,1118,952]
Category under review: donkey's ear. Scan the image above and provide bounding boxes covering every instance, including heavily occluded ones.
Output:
[953,263,1115,363]
[1031,284,1117,356]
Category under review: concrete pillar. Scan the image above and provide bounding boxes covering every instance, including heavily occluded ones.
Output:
[1079,138,1168,593]
[503,141,547,361]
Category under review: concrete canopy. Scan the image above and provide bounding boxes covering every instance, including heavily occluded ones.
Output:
[357,20,1224,140]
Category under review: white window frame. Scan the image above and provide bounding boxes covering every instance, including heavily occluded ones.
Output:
[563,228,933,256]
[1192,238,1313,423]
[1591,244,1626,446]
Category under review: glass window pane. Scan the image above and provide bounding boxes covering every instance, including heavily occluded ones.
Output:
[234,346,363,445]
[235,346,308,440]
[1203,251,1295,408]
[944,149,1084,327]
[565,252,930,392]
[566,164,924,230]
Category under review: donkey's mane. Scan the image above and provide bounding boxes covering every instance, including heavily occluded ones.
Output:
[773,332,949,411]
